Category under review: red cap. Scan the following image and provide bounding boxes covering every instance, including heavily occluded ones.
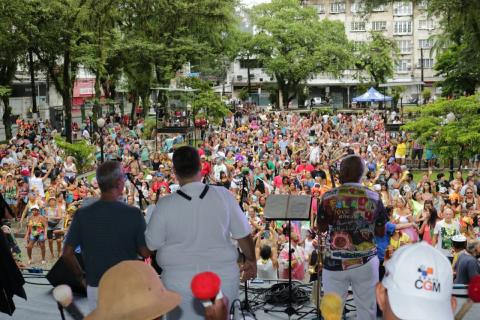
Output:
[191,272,221,300]
[468,275,480,302]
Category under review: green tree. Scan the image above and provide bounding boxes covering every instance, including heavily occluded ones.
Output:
[434,43,480,97]
[250,0,350,108]
[238,88,249,102]
[402,95,480,163]
[0,0,29,140]
[389,85,406,110]
[80,0,122,120]
[180,77,229,124]
[119,0,237,120]
[354,32,397,87]
[30,0,94,142]
[192,91,229,125]
[422,88,432,103]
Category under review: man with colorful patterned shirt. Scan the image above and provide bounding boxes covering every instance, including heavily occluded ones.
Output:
[318,155,388,320]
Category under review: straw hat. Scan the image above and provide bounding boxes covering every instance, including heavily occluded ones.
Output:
[85,261,181,320]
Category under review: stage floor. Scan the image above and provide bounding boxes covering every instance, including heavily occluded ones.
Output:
[3,277,480,320]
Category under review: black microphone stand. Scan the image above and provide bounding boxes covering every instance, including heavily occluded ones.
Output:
[238,174,254,316]
[126,173,149,210]
[57,303,66,320]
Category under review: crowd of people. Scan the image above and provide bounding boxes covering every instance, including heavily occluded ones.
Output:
[1,107,480,318]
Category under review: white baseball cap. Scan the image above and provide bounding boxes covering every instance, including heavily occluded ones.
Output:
[382,242,454,320]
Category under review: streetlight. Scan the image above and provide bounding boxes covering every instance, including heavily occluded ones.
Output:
[97,117,105,163]
[445,112,456,181]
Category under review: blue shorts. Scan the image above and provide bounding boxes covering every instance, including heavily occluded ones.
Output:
[30,234,45,242]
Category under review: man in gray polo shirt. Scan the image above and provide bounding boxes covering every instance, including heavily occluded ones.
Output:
[63,161,150,311]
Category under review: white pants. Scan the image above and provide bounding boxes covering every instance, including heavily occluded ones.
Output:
[87,286,98,312]
[322,256,379,320]
[162,264,240,320]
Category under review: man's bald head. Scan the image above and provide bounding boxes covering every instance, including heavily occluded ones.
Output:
[339,155,364,184]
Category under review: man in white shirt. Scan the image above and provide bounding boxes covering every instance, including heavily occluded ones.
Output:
[432,207,460,261]
[145,146,256,320]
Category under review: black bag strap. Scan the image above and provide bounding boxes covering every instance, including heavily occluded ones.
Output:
[176,185,210,201]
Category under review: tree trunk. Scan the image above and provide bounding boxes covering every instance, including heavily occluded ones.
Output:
[63,50,73,143]
[130,93,137,127]
[29,49,38,115]
[246,55,251,96]
[1,96,12,140]
[141,94,149,118]
[282,88,289,109]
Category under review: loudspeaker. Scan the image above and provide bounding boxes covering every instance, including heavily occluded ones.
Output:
[46,256,87,296]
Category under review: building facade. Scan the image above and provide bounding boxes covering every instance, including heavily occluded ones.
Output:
[227,0,442,108]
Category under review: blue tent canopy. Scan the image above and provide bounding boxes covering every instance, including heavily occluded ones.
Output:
[352,87,392,102]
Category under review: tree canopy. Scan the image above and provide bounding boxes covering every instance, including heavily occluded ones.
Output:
[354,32,398,87]
[1,0,238,142]
[0,0,30,139]
[402,95,480,160]
[249,0,351,107]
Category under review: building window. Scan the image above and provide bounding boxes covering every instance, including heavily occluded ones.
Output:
[393,1,413,16]
[418,19,435,30]
[350,1,365,13]
[239,59,263,69]
[419,39,434,49]
[372,5,386,12]
[371,21,387,31]
[396,59,411,72]
[418,58,434,69]
[330,1,346,14]
[351,21,366,32]
[313,4,325,14]
[394,21,412,35]
[396,40,412,54]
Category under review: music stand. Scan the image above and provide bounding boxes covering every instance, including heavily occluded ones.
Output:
[263,194,312,318]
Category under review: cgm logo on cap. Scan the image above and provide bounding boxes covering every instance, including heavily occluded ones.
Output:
[415,265,440,292]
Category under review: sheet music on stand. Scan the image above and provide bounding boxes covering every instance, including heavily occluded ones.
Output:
[264,195,312,221]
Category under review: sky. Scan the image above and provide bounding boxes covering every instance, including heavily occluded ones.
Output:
[241,0,270,8]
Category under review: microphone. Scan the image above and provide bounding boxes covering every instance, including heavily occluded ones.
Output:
[191,272,223,307]
[53,285,84,320]
[455,275,480,320]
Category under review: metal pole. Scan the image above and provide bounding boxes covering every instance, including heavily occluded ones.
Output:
[100,128,104,163]
[29,49,38,115]
[420,47,424,93]
[155,104,158,151]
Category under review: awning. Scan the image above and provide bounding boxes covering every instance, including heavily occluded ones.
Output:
[352,87,392,103]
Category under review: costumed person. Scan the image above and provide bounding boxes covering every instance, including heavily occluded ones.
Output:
[317,155,388,320]
[146,146,256,320]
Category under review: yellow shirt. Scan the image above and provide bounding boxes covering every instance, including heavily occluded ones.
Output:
[395,143,407,157]
[390,232,410,250]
